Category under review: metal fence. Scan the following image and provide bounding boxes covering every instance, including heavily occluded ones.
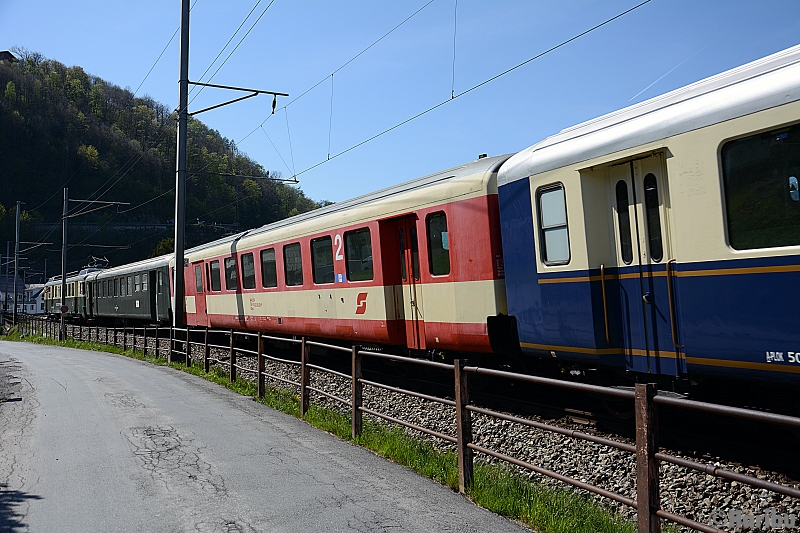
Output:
[17,314,800,533]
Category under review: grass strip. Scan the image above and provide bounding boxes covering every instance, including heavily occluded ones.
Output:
[5,329,660,533]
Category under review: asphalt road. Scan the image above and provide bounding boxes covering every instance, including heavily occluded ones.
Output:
[0,340,529,533]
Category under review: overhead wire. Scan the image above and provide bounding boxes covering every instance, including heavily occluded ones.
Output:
[451,0,458,99]
[234,0,437,148]
[291,0,653,179]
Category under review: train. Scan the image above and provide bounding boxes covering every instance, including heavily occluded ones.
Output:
[44,44,800,387]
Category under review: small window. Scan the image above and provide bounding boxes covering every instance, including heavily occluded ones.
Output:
[224,257,238,290]
[119,278,125,297]
[142,274,148,292]
[134,275,140,292]
[102,280,107,297]
[114,278,119,296]
[157,271,163,294]
[195,265,203,294]
[210,260,221,291]
[311,236,334,284]
[643,173,663,262]
[399,229,407,282]
[615,180,633,265]
[537,184,570,265]
[260,248,278,288]
[410,226,420,281]
[426,212,450,275]
[284,243,303,286]
[127,276,133,295]
[722,123,800,249]
[241,253,256,290]
[345,228,373,281]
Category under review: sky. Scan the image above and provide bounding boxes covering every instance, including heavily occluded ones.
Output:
[2,0,800,204]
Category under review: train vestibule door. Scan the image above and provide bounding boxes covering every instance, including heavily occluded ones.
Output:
[609,154,684,376]
[192,261,207,326]
[398,216,426,350]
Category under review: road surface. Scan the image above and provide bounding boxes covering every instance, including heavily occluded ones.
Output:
[0,340,528,533]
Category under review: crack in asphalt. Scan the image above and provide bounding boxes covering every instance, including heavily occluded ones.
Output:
[126,426,227,496]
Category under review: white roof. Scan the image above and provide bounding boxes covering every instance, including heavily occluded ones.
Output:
[499,44,800,185]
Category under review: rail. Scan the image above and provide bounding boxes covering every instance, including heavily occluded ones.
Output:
[20,314,800,533]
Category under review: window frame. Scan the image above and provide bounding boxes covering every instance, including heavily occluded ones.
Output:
[209,260,221,292]
[283,243,304,287]
[224,257,238,291]
[240,252,256,290]
[195,265,203,294]
[344,227,374,282]
[719,122,800,251]
[536,183,571,266]
[260,248,278,289]
[425,211,451,276]
[311,236,335,285]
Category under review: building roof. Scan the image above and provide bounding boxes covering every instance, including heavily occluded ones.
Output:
[499,43,800,186]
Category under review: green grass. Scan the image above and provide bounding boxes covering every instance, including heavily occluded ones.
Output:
[5,327,657,533]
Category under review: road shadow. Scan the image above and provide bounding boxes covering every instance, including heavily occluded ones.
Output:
[0,483,41,532]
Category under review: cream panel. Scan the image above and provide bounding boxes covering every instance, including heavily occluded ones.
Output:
[528,99,800,271]
[186,171,496,262]
[665,100,800,263]
[205,285,393,321]
[420,279,507,324]
[185,296,196,314]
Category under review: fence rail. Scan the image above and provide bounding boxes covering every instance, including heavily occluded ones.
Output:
[16,313,799,533]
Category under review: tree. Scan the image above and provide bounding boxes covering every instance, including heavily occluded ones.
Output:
[150,237,175,258]
[4,81,16,103]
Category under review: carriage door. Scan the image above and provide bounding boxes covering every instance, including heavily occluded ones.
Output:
[398,217,427,350]
[192,262,206,325]
[610,154,683,376]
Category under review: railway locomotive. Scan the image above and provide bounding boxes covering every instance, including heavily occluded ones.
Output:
[44,44,800,386]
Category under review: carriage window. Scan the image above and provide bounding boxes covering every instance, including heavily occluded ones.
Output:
[284,243,303,286]
[102,280,107,297]
[115,278,119,296]
[224,257,238,291]
[241,253,256,290]
[426,212,450,275]
[127,276,133,296]
[722,123,800,249]
[134,275,140,292]
[537,184,570,265]
[312,236,335,285]
[210,260,221,292]
[142,274,148,292]
[158,271,163,294]
[260,248,278,288]
[345,228,373,281]
[615,180,634,265]
[195,266,203,293]
[643,174,663,262]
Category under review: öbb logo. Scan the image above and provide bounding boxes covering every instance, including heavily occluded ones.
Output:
[355,293,368,315]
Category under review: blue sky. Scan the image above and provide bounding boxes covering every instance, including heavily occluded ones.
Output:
[2,0,800,204]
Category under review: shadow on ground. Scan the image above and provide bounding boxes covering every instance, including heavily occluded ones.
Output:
[0,483,41,532]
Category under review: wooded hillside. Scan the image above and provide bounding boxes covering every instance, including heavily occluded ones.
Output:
[0,48,325,279]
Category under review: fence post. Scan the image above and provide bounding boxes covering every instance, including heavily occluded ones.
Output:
[257,332,265,399]
[185,327,191,367]
[203,327,210,373]
[300,337,310,415]
[143,326,148,356]
[154,326,160,357]
[635,383,660,533]
[123,327,128,352]
[351,345,362,439]
[112,325,117,347]
[168,325,174,363]
[229,329,236,383]
[454,358,474,494]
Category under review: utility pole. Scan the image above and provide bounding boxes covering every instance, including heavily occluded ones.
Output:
[60,188,68,340]
[173,0,190,329]
[44,258,47,283]
[3,242,8,316]
[13,201,21,325]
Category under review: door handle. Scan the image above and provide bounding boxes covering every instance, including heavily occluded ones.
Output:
[642,293,652,304]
